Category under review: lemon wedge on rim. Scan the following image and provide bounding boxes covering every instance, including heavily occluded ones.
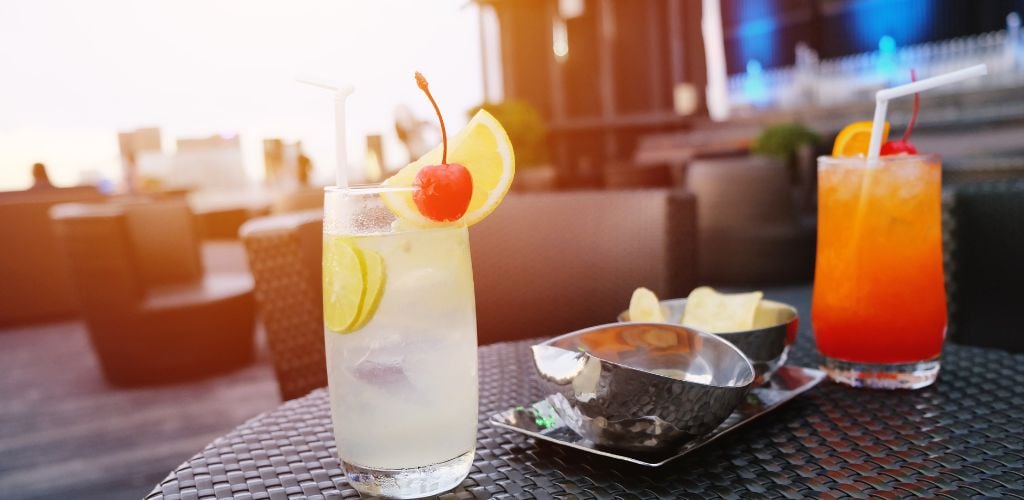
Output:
[382,109,515,227]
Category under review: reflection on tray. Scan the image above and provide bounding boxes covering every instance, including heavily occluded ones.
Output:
[490,365,825,467]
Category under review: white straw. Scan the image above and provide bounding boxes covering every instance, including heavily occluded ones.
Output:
[867,64,987,164]
[296,76,355,188]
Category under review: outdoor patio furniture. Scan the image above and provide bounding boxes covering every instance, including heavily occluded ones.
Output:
[50,200,256,385]
[602,162,673,189]
[471,189,697,344]
[0,186,104,324]
[271,186,325,214]
[943,156,1024,185]
[687,155,815,285]
[240,210,324,401]
[943,180,1024,353]
[144,286,1024,499]
[193,206,261,240]
[240,189,698,401]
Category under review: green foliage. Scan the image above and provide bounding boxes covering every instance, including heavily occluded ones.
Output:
[468,100,548,167]
[752,123,820,160]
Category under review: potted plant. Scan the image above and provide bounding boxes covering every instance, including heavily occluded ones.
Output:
[468,100,555,190]
[752,122,820,212]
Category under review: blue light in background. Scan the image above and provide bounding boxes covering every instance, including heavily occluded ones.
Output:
[733,0,777,71]
[879,35,896,53]
[878,35,898,81]
[743,59,770,106]
[849,0,934,52]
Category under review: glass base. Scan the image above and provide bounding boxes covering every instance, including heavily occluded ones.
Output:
[821,357,940,390]
[342,449,474,498]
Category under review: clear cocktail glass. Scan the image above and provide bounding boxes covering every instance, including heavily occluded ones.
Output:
[812,154,946,389]
[322,185,477,498]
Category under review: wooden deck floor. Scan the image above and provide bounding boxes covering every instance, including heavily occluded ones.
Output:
[0,319,280,500]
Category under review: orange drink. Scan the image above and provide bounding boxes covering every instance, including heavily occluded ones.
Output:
[812,154,946,389]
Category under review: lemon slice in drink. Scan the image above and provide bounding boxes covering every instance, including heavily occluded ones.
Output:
[323,236,365,333]
[349,247,386,331]
[382,109,515,227]
[323,237,388,334]
[628,287,666,323]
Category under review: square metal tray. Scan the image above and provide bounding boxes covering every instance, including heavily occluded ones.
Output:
[489,365,825,467]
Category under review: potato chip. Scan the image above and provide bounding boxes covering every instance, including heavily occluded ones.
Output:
[681,286,763,333]
[752,300,790,328]
[628,287,666,323]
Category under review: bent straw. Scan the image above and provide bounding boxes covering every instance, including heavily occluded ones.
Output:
[296,76,355,188]
[850,64,987,265]
[866,64,987,165]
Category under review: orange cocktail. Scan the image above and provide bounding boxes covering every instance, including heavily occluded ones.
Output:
[812,154,946,389]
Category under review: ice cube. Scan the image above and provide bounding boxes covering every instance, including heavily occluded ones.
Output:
[352,359,411,387]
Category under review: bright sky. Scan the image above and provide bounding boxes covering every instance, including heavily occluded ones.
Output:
[0,0,485,190]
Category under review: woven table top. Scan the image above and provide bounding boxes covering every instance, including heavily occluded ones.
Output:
[147,328,1024,499]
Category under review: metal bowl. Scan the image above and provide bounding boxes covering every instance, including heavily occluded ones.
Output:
[619,298,798,384]
[532,323,755,452]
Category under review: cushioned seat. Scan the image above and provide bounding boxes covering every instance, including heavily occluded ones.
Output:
[687,155,815,284]
[51,200,256,386]
[143,274,254,311]
[943,180,1024,353]
[0,186,105,324]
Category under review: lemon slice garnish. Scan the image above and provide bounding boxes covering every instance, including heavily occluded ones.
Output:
[382,109,515,227]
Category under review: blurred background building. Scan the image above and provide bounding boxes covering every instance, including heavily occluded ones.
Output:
[479,0,1024,187]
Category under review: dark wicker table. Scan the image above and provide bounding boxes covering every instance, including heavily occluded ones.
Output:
[147,325,1024,498]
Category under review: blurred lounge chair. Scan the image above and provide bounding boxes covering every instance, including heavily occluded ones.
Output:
[602,162,673,189]
[241,189,697,400]
[194,206,261,240]
[943,180,1024,353]
[471,189,697,344]
[51,200,256,385]
[0,186,105,324]
[687,155,815,285]
[943,156,1024,185]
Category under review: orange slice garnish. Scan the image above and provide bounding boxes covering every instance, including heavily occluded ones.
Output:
[832,121,890,157]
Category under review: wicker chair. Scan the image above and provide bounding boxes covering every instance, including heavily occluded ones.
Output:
[240,210,325,401]
[942,180,1024,353]
[241,189,698,400]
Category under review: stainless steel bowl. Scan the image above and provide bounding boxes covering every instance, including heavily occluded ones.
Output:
[532,323,755,452]
[619,298,798,384]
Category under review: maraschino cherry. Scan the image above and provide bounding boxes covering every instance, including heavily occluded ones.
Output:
[412,72,473,222]
[881,69,920,155]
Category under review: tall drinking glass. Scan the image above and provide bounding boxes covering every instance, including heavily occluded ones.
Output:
[812,154,946,389]
[322,186,478,498]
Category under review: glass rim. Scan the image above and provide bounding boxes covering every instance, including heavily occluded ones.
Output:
[817,153,940,166]
[324,184,416,195]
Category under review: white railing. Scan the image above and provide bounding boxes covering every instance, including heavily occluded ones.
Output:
[726,18,1024,113]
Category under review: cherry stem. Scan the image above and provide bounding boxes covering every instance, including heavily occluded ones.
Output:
[903,69,919,143]
[416,72,448,164]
